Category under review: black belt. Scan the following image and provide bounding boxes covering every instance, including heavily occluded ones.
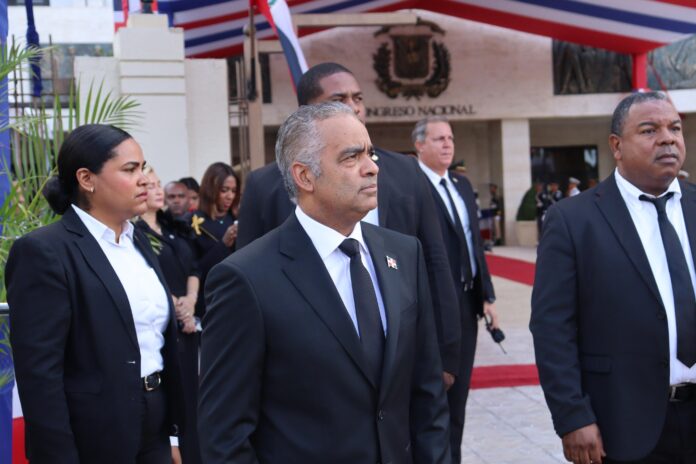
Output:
[669,383,696,402]
[143,372,162,392]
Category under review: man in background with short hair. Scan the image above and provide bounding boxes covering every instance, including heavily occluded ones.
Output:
[413,116,498,463]
[164,181,190,219]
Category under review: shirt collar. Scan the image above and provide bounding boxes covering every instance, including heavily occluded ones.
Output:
[418,160,450,189]
[614,168,681,211]
[71,204,134,245]
[295,206,368,260]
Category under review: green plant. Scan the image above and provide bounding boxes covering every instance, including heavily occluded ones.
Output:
[0,42,141,301]
[0,315,12,389]
[516,186,538,221]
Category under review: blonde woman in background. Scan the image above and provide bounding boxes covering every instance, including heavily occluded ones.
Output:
[136,165,202,464]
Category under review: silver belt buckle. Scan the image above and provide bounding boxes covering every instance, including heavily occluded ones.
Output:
[669,383,686,401]
[144,372,161,392]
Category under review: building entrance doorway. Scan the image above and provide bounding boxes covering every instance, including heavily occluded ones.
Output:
[531,145,599,194]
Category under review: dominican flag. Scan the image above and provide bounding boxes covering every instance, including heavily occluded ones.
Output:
[256,0,308,89]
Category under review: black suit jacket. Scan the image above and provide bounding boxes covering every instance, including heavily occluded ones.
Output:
[236,148,461,373]
[427,171,495,314]
[6,208,184,464]
[199,214,451,464]
[530,174,696,461]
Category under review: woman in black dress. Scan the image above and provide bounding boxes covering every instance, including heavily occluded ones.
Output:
[136,166,201,463]
[190,162,241,317]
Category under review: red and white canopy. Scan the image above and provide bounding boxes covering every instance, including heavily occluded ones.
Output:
[152,0,696,58]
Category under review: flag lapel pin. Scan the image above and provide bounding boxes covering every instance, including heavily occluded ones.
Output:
[386,255,398,270]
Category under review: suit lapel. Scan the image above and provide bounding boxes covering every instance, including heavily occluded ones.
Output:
[680,181,696,272]
[452,174,479,235]
[362,225,404,400]
[279,214,377,389]
[62,209,139,350]
[595,174,663,306]
[428,180,458,235]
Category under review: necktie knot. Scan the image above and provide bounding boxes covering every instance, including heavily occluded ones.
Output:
[439,178,448,188]
[639,192,675,215]
[339,238,361,258]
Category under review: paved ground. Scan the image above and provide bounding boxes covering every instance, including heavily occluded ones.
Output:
[460,246,567,464]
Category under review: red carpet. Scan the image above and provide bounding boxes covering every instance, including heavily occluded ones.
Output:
[473,256,539,389]
[485,254,536,286]
[470,364,540,389]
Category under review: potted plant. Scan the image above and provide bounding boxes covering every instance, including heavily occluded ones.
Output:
[515,184,539,246]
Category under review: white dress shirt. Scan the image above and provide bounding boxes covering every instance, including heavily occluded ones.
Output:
[72,205,170,377]
[614,169,696,385]
[419,161,477,278]
[362,204,379,226]
[295,206,387,336]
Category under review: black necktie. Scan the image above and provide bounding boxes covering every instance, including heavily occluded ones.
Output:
[339,238,385,386]
[440,178,473,286]
[640,192,696,367]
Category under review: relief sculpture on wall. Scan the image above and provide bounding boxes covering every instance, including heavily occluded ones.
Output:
[554,36,696,94]
[373,21,451,100]
[648,36,696,90]
[553,41,632,94]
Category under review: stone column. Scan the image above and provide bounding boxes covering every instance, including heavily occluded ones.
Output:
[114,14,190,184]
[75,14,231,183]
[499,118,532,246]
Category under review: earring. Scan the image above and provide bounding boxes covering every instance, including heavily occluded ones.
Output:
[89,187,94,193]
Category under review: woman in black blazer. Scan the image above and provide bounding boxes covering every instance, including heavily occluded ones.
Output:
[6,124,184,464]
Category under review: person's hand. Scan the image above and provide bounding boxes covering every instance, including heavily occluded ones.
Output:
[222,223,238,248]
[181,317,197,334]
[562,424,606,464]
[171,445,182,464]
[177,293,196,317]
[171,296,185,319]
[172,295,196,332]
[483,302,500,329]
[442,371,455,391]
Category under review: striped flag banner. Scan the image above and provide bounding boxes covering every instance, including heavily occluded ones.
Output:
[155,0,406,58]
[257,0,308,88]
[152,0,696,59]
[432,0,696,55]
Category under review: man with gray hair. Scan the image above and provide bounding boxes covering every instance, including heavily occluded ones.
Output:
[237,63,462,393]
[199,102,452,464]
[413,115,498,463]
